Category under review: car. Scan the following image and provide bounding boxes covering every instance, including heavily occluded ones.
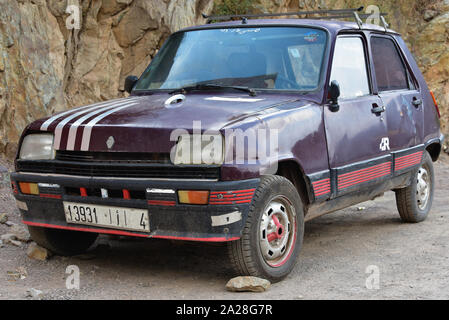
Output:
[10,8,443,282]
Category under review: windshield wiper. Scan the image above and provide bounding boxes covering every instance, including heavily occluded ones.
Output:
[169,84,257,97]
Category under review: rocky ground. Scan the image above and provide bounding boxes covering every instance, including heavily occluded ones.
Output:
[1,0,449,158]
[0,156,448,300]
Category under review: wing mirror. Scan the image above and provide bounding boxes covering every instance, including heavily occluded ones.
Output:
[124,75,139,94]
[328,80,341,112]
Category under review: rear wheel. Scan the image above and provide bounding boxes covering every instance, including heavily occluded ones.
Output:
[227,175,304,282]
[27,226,98,256]
[395,151,434,223]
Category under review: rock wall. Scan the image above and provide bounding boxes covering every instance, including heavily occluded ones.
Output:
[0,0,447,159]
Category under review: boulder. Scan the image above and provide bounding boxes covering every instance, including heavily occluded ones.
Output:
[27,242,52,261]
[225,276,271,293]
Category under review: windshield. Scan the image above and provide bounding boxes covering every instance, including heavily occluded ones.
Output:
[134,27,328,92]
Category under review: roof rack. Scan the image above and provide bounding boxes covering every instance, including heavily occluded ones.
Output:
[202,6,389,31]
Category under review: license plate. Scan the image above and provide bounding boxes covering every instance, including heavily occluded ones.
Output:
[63,202,150,233]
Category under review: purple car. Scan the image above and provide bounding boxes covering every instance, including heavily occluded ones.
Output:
[10,10,443,281]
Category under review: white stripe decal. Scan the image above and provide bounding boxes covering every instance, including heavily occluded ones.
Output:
[80,102,139,151]
[65,98,141,151]
[40,98,125,131]
[53,98,139,150]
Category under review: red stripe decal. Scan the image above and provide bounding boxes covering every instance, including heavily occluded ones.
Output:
[151,235,240,242]
[338,167,391,185]
[210,189,256,195]
[210,196,253,202]
[395,152,423,171]
[209,188,255,205]
[339,168,391,188]
[396,151,423,161]
[395,157,422,166]
[22,221,240,242]
[312,178,331,197]
[23,220,150,238]
[210,192,254,199]
[39,194,62,199]
[338,162,392,190]
[314,184,331,191]
[312,179,331,187]
[11,182,18,194]
[148,200,176,206]
[315,190,331,197]
[395,156,422,165]
[338,162,391,179]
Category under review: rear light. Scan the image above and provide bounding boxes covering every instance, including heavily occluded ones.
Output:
[430,91,441,118]
[178,190,210,205]
[19,182,39,195]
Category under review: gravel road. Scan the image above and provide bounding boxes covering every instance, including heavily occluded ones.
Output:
[1,156,448,300]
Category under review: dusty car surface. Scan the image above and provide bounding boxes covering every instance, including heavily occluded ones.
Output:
[10,8,443,281]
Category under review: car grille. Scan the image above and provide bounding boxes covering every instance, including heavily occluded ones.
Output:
[16,158,220,180]
[56,151,172,163]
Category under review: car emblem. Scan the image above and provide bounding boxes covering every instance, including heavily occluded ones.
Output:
[106,136,115,149]
[164,94,185,108]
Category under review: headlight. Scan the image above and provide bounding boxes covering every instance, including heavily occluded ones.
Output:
[19,134,55,160]
[173,134,224,165]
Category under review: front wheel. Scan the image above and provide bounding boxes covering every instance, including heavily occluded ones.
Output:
[395,151,435,223]
[227,175,304,282]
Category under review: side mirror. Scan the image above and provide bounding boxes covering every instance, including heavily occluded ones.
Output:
[328,80,341,112]
[124,75,139,94]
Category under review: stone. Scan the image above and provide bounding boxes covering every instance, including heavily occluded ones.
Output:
[0,213,7,224]
[10,225,31,242]
[0,239,3,248]
[0,233,17,244]
[10,240,22,247]
[0,0,448,161]
[27,242,51,261]
[225,276,271,293]
[424,9,439,21]
[25,288,44,299]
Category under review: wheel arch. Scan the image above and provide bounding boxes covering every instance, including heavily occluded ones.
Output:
[426,141,442,162]
[275,159,312,210]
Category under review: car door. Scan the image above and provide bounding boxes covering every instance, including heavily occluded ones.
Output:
[369,35,424,173]
[324,35,391,197]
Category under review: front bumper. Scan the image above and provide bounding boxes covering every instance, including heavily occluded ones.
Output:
[10,172,260,242]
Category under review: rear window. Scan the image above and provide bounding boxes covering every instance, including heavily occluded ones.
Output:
[371,37,409,92]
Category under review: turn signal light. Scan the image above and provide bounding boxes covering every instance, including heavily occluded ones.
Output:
[19,182,39,195]
[178,190,210,205]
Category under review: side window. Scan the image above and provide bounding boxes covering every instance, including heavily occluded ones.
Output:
[330,37,370,99]
[371,37,409,92]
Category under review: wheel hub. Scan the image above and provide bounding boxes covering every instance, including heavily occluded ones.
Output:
[416,166,430,210]
[259,197,295,267]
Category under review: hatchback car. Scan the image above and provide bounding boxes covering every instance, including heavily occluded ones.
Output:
[11,9,443,281]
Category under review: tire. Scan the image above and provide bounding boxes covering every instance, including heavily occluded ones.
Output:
[395,151,434,223]
[27,226,98,256]
[227,175,304,282]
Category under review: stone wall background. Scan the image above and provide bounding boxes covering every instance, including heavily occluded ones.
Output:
[0,0,447,159]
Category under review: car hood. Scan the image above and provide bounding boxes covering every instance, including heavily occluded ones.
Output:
[31,92,307,153]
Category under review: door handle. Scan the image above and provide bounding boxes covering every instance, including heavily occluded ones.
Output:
[412,98,422,107]
[372,104,385,114]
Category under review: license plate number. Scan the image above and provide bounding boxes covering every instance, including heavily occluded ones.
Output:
[63,202,150,233]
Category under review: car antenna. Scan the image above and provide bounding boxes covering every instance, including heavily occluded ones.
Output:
[353,10,364,29]
[380,15,389,33]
